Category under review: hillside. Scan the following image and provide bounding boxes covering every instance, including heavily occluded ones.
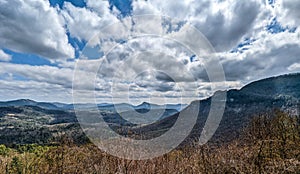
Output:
[132,73,300,143]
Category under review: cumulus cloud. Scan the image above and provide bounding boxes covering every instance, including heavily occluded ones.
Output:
[0,0,74,60]
[220,30,300,83]
[132,0,268,52]
[0,80,72,103]
[0,63,74,88]
[0,62,98,90]
[0,50,11,62]
[61,1,119,42]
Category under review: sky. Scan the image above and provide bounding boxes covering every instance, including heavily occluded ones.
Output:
[0,0,300,104]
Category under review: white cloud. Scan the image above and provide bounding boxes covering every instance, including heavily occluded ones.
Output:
[219,29,300,83]
[0,0,74,60]
[132,0,269,52]
[0,63,74,88]
[134,0,300,90]
[0,50,11,62]
[0,80,72,103]
[288,63,300,71]
[61,1,119,42]
[0,61,110,93]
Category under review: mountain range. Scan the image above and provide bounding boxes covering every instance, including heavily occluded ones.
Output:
[0,99,186,112]
[0,73,299,145]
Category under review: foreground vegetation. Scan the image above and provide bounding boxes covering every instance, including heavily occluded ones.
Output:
[0,110,299,173]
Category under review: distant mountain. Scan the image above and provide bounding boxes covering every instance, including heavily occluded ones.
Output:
[134,102,187,112]
[0,99,59,110]
[0,99,186,113]
[0,73,299,145]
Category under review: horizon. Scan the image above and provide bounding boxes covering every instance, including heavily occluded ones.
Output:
[0,98,189,106]
[1,72,298,105]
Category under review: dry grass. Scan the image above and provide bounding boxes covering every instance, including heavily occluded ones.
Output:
[0,110,299,174]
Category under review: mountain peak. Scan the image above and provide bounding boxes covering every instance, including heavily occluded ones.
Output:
[139,102,151,106]
[14,99,36,103]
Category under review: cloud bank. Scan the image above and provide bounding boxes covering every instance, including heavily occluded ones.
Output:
[0,0,299,104]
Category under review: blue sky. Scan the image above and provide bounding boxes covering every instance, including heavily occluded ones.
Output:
[49,0,86,8]
[0,0,299,103]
